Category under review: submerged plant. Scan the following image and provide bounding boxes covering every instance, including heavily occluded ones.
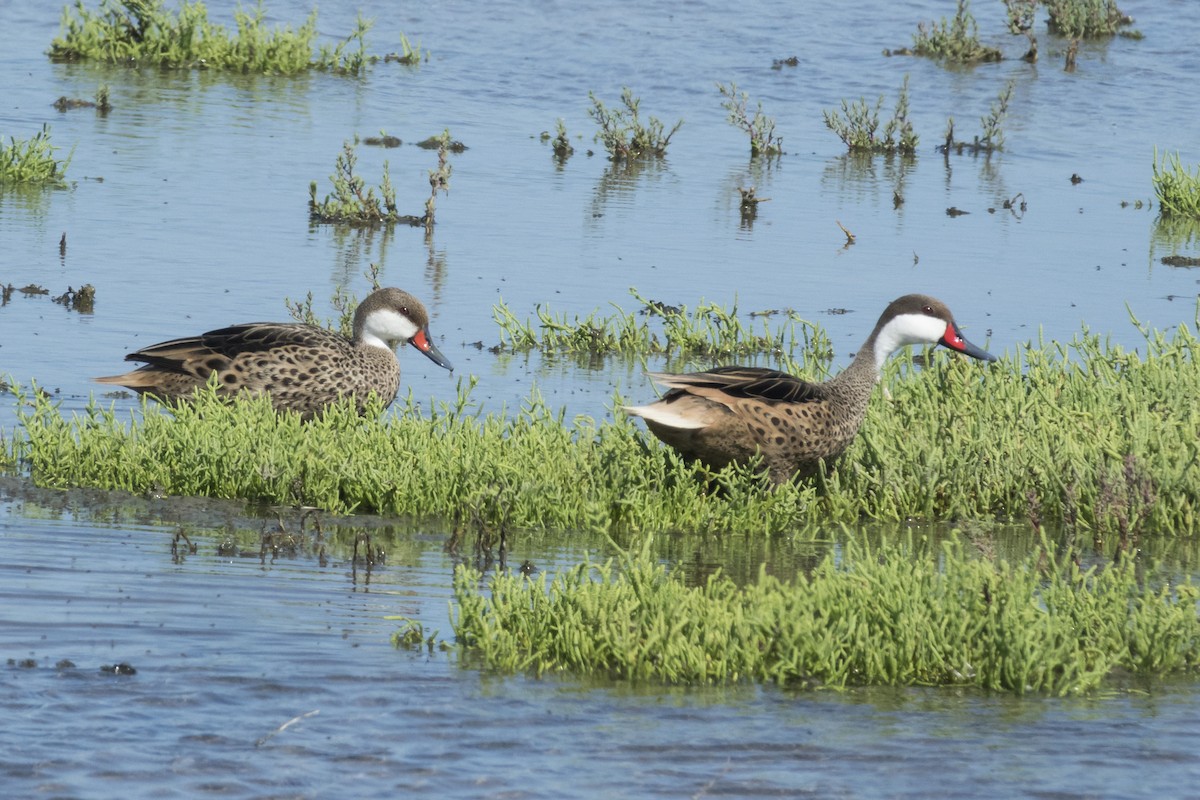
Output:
[717,82,783,157]
[1044,0,1134,38]
[0,124,73,187]
[587,88,682,161]
[912,0,1002,63]
[823,75,917,155]
[549,119,574,160]
[1003,0,1038,32]
[1152,149,1200,219]
[938,80,1014,155]
[48,0,415,75]
[423,129,453,229]
[308,141,400,226]
[309,135,452,228]
[492,288,833,366]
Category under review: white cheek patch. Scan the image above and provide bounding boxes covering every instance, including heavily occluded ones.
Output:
[362,309,420,350]
[873,313,948,370]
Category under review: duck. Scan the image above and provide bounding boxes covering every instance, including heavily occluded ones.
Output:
[622,294,996,485]
[95,287,453,419]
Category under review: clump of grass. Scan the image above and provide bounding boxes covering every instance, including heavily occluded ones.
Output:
[912,0,1002,63]
[423,130,453,229]
[308,141,401,226]
[53,85,110,113]
[823,75,917,155]
[938,80,1014,155]
[309,135,452,228]
[9,304,1200,537]
[1045,0,1134,38]
[48,0,411,75]
[1003,0,1038,33]
[1152,149,1200,219]
[452,534,1200,693]
[547,119,574,160]
[383,31,427,66]
[361,130,402,148]
[0,124,73,187]
[492,288,833,366]
[716,82,783,157]
[587,88,682,161]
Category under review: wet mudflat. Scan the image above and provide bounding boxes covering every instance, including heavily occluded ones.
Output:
[4,0,1200,796]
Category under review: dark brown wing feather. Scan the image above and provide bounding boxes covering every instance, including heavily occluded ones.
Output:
[658,366,830,404]
[125,323,345,372]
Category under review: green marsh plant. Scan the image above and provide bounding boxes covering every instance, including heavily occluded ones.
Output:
[1045,0,1135,38]
[588,88,682,161]
[309,134,452,228]
[938,81,1014,156]
[309,141,400,226]
[823,76,917,155]
[451,534,1200,693]
[0,124,73,187]
[492,288,833,367]
[1152,149,1200,219]
[1003,0,1038,33]
[548,119,574,161]
[10,304,1200,537]
[912,0,1002,63]
[383,32,427,66]
[717,82,783,157]
[49,0,409,75]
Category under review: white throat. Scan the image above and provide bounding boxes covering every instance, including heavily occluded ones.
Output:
[361,309,419,351]
[871,313,947,372]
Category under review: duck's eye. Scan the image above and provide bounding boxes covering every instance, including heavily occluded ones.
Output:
[399,306,409,316]
[922,305,934,315]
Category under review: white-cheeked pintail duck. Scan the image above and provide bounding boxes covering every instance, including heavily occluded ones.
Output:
[96,287,452,419]
[623,294,996,484]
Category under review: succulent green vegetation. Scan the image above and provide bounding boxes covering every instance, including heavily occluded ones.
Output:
[309,141,400,226]
[547,119,574,160]
[1003,0,1038,33]
[938,81,1014,156]
[451,535,1200,693]
[0,125,73,187]
[7,304,1200,540]
[1152,149,1200,219]
[491,289,833,367]
[53,84,111,113]
[309,132,452,228]
[48,0,411,75]
[912,0,1002,63]
[587,88,683,161]
[385,32,427,66]
[1045,0,1134,38]
[823,76,917,155]
[716,82,783,157]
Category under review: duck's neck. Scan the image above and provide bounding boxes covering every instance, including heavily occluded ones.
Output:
[825,329,889,414]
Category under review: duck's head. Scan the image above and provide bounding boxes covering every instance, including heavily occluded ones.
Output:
[870,294,996,370]
[355,287,454,371]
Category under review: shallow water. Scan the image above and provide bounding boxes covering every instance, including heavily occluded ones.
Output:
[5,483,1200,800]
[4,0,1200,796]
